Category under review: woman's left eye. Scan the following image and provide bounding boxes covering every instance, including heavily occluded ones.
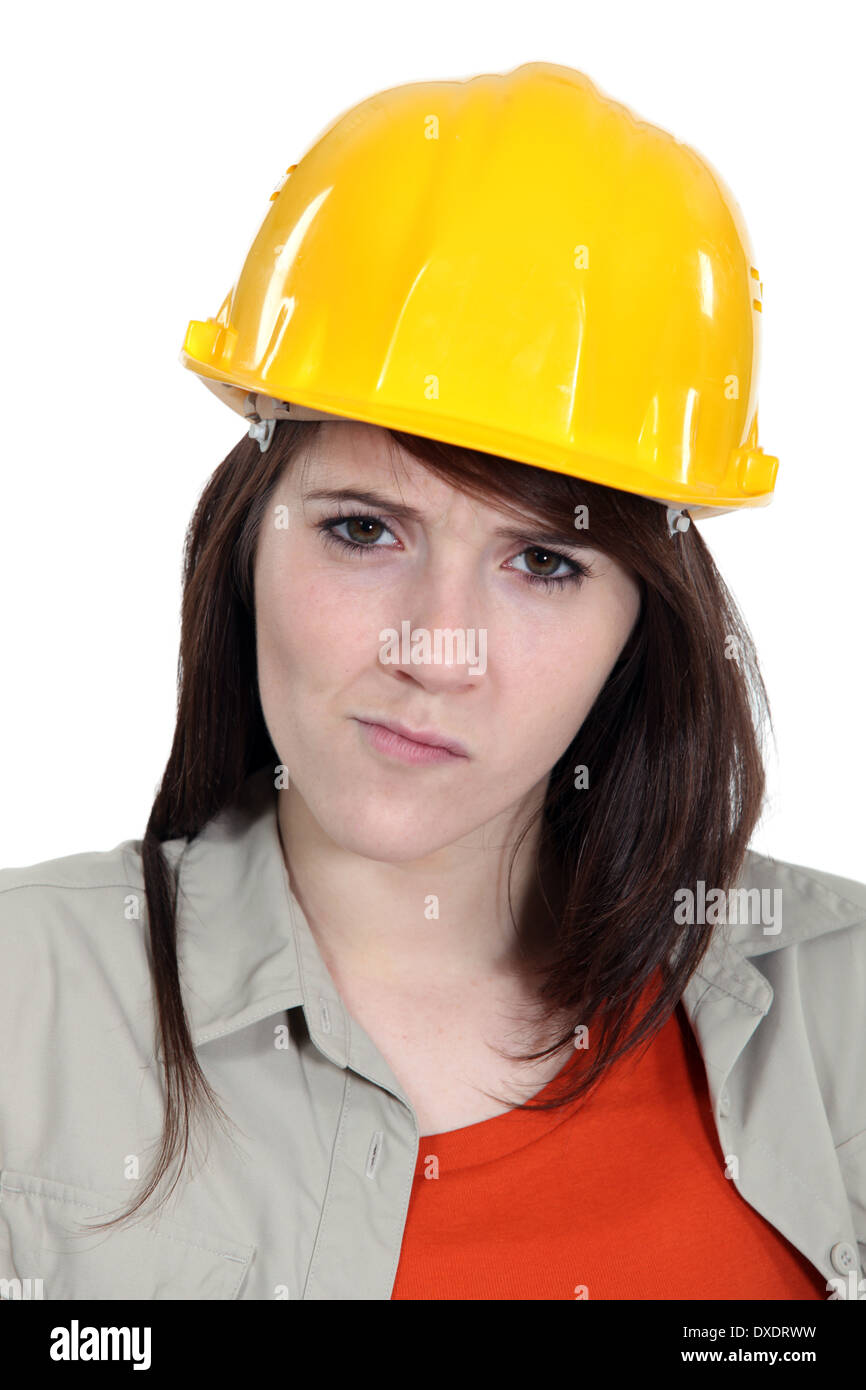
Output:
[507,547,588,591]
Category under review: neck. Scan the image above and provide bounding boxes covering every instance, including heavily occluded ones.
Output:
[276,782,561,996]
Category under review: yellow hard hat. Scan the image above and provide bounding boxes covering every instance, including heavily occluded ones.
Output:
[180,61,778,525]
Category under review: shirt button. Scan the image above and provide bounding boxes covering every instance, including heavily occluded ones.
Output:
[830,1242,858,1274]
[719,1088,731,1117]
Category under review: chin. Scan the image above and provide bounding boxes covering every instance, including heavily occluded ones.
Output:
[339,834,452,864]
[308,791,468,863]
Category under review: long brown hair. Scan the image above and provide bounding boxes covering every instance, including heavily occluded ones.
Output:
[85,418,770,1230]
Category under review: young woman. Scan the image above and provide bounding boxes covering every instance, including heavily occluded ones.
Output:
[1,62,864,1302]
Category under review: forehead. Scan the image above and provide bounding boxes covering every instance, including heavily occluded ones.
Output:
[290,422,497,526]
[295,421,427,487]
[288,420,608,542]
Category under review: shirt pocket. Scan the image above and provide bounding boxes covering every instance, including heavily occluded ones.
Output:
[0,1169,255,1300]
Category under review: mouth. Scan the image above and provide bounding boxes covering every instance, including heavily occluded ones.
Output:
[352,716,469,766]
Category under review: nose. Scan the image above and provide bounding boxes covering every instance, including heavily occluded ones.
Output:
[379,570,487,690]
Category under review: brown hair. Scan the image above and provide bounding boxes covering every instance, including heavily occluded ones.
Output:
[85,418,770,1230]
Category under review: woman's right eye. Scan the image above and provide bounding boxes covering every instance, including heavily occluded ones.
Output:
[317,513,400,554]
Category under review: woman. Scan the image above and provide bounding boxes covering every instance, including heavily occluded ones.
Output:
[1,62,864,1302]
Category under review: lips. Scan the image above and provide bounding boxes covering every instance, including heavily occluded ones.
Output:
[355,716,468,757]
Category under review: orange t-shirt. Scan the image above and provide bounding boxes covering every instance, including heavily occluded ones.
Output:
[391,983,828,1300]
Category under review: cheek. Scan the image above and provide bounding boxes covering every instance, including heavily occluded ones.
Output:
[255,556,374,707]
[502,616,626,763]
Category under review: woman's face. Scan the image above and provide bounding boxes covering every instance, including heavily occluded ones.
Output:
[254,422,641,862]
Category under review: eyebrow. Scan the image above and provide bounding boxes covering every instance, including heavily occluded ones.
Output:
[301,487,594,552]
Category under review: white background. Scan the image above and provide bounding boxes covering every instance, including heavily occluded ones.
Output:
[2,0,863,880]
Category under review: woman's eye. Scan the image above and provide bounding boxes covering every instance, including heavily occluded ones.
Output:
[507,547,587,590]
[318,514,399,552]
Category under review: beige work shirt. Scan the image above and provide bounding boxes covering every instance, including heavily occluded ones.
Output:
[1,765,865,1299]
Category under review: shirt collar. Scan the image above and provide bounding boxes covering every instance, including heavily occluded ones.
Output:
[687,844,865,1011]
[170,764,863,1074]
[171,764,411,1100]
